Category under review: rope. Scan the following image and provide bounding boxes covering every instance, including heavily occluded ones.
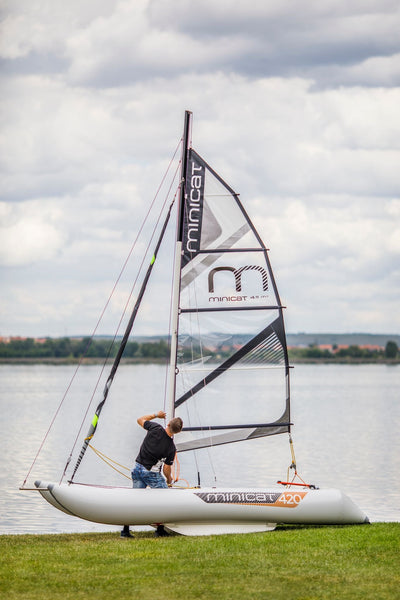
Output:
[288,433,296,472]
[276,434,318,489]
[88,444,132,480]
[171,453,190,488]
[87,445,192,487]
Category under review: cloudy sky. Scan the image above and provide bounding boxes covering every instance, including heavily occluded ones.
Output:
[1,0,399,338]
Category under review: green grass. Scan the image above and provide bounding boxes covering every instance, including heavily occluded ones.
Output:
[1,524,399,600]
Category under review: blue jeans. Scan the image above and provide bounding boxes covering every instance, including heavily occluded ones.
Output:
[131,462,168,489]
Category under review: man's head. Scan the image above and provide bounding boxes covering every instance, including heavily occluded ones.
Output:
[168,417,183,435]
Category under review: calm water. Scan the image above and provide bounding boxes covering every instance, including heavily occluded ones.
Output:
[1,363,399,534]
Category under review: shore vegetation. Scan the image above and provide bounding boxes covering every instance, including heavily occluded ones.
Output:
[0,337,399,364]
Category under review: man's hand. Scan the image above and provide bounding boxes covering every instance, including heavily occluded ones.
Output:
[163,463,173,485]
[137,410,166,428]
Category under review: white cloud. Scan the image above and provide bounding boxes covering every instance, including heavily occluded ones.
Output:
[0,201,66,266]
[0,0,117,59]
[0,1,399,336]
[64,0,254,87]
[2,0,399,87]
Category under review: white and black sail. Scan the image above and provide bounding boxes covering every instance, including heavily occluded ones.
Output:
[173,119,291,453]
[65,111,291,482]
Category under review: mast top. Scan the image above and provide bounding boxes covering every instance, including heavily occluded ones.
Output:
[177,111,192,243]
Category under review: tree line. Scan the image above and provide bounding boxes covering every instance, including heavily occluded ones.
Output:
[289,341,399,360]
[0,337,398,361]
[0,337,169,360]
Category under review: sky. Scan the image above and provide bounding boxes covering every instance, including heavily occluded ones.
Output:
[1,0,399,338]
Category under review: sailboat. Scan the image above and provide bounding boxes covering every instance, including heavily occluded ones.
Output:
[29,111,368,535]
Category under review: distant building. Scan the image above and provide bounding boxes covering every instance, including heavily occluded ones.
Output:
[0,336,28,343]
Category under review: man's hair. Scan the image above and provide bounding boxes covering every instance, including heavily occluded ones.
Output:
[169,417,183,434]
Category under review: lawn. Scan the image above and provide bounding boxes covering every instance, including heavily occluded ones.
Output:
[1,523,399,600]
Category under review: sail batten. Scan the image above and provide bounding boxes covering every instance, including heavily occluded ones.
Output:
[181,306,284,313]
[183,422,292,431]
[196,248,267,253]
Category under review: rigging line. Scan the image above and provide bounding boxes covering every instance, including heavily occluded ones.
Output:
[22,141,182,488]
[284,433,308,486]
[88,445,131,480]
[190,291,219,485]
[181,335,218,485]
[88,444,130,471]
[175,335,202,480]
[173,258,205,482]
[67,162,182,481]
[67,165,182,484]
[178,292,210,483]
[178,386,202,483]
[171,454,191,488]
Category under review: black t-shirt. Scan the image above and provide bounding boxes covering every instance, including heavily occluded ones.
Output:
[136,421,176,471]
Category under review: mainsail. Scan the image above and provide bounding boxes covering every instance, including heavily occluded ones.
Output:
[173,133,291,453]
[67,110,291,481]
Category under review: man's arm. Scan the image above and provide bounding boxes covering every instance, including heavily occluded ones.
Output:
[163,463,173,486]
[137,410,166,428]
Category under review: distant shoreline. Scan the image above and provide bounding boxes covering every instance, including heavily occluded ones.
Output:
[0,357,167,365]
[1,335,398,364]
[1,357,399,365]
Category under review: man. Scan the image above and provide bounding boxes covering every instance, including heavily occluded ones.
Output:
[121,410,183,538]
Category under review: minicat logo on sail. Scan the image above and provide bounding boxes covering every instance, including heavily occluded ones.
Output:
[185,159,204,254]
[195,491,307,507]
[208,265,268,293]
[207,265,269,303]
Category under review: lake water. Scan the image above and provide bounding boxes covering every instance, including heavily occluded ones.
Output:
[1,363,399,535]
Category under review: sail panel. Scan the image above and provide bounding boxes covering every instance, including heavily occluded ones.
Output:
[180,249,279,311]
[182,150,260,263]
[181,149,280,313]
[176,422,290,453]
[176,309,282,384]
[175,315,285,407]
[176,358,287,424]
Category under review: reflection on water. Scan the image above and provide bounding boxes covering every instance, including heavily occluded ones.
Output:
[1,363,399,534]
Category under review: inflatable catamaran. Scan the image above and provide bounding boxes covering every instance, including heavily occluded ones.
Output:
[27,111,368,534]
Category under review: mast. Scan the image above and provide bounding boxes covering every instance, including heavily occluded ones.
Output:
[166,110,192,422]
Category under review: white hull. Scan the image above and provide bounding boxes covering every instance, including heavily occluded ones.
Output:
[35,481,368,535]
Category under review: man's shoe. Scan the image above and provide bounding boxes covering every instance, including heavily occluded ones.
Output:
[120,526,134,538]
[154,525,169,537]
